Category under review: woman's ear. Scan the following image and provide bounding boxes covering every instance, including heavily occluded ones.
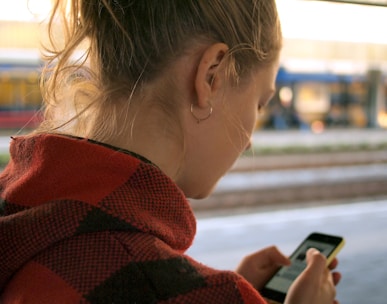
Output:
[194,43,229,109]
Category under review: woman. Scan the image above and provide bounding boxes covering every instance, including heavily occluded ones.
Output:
[0,0,341,303]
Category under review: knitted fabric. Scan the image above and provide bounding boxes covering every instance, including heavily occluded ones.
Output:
[0,134,266,303]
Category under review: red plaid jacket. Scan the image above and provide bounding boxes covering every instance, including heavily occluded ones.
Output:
[0,134,266,303]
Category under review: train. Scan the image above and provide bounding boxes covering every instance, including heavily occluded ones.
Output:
[0,53,386,131]
[0,53,42,129]
[257,67,378,132]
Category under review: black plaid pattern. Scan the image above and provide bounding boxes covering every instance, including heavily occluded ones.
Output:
[0,134,265,303]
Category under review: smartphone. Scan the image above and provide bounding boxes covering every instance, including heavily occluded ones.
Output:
[260,232,345,304]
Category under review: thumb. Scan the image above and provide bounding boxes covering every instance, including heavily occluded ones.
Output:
[305,248,327,273]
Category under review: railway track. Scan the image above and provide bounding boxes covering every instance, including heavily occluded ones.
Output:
[231,150,387,171]
[191,149,387,213]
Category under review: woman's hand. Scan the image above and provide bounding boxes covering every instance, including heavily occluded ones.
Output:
[235,246,291,290]
[285,248,342,304]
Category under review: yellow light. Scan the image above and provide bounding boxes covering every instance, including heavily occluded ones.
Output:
[377,112,387,128]
[279,86,293,107]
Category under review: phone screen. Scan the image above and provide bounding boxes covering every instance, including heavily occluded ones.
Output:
[260,232,344,303]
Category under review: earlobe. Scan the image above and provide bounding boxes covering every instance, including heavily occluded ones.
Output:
[194,43,229,109]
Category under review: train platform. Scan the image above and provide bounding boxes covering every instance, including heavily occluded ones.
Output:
[189,198,387,304]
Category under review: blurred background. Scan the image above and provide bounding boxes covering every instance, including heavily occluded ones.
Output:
[0,0,386,303]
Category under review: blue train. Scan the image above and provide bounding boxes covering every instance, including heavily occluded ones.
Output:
[259,67,380,131]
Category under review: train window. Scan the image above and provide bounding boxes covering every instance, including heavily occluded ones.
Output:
[0,72,41,110]
[347,81,368,128]
[22,73,41,108]
[0,78,15,109]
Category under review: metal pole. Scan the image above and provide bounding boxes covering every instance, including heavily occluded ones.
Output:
[366,69,383,128]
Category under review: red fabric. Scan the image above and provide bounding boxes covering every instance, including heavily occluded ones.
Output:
[0,134,266,303]
[1,262,82,304]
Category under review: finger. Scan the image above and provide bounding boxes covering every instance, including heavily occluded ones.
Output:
[328,257,339,270]
[264,246,291,267]
[247,246,291,268]
[332,271,342,285]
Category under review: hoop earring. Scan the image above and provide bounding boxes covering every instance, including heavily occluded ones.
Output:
[190,101,213,124]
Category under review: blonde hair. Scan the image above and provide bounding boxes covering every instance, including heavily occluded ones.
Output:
[38,0,282,141]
